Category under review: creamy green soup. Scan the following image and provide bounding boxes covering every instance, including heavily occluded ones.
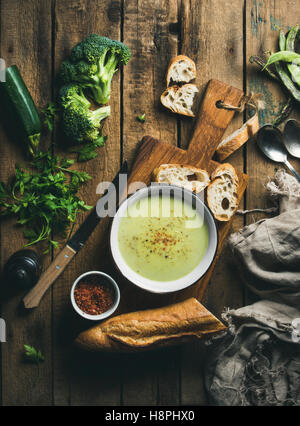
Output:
[118,195,208,281]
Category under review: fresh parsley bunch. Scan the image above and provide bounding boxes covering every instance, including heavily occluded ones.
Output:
[0,150,92,253]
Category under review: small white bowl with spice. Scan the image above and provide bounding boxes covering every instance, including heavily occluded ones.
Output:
[71,271,120,321]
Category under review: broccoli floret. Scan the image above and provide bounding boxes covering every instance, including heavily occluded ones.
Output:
[62,104,110,144]
[59,83,91,109]
[59,61,99,92]
[59,34,131,105]
[59,83,110,145]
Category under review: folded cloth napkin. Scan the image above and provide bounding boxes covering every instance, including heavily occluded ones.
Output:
[205,170,300,406]
[229,169,300,307]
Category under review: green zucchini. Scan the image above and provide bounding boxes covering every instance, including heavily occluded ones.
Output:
[0,65,41,156]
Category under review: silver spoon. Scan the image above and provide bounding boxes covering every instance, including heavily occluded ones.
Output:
[257,124,300,183]
[283,119,300,158]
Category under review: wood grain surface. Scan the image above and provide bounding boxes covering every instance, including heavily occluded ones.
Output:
[0,0,299,406]
[0,0,53,406]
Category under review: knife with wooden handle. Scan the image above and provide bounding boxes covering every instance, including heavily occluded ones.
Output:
[23,161,128,309]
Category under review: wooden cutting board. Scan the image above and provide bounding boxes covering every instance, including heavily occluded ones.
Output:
[125,79,248,303]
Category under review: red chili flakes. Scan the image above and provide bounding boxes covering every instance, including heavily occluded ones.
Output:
[74,276,114,316]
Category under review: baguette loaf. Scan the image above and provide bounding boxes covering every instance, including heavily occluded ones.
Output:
[207,163,239,222]
[153,164,210,193]
[75,298,226,352]
[160,84,198,117]
[166,55,196,86]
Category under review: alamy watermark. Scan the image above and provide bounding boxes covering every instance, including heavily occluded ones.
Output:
[0,58,6,82]
[0,318,6,342]
[95,175,205,228]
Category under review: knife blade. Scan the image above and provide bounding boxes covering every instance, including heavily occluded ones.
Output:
[68,160,128,252]
[23,161,128,309]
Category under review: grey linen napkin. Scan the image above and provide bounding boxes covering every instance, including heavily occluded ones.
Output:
[205,170,300,406]
[229,169,300,307]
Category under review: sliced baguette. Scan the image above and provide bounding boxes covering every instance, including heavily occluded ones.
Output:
[153,164,210,193]
[75,298,226,353]
[211,163,239,184]
[166,55,196,86]
[161,84,198,117]
[216,113,259,161]
[207,163,239,222]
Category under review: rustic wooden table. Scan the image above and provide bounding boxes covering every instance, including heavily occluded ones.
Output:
[0,0,299,406]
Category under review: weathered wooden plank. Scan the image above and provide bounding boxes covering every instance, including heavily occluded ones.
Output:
[52,0,122,406]
[123,0,179,167]
[179,0,245,406]
[245,0,300,305]
[0,0,53,406]
[122,0,180,406]
[120,352,158,406]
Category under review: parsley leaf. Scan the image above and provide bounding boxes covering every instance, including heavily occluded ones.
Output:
[24,345,45,387]
[70,136,107,162]
[137,113,146,123]
[40,102,60,132]
[24,345,45,364]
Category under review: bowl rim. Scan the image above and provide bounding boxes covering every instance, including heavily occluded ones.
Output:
[110,184,219,294]
[70,270,120,321]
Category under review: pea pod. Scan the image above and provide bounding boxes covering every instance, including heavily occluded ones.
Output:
[275,62,300,102]
[250,26,300,113]
[286,25,299,50]
[264,51,300,69]
[279,29,286,52]
[249,55,279,80]
[273,27,300,103]
[285,25,300,87]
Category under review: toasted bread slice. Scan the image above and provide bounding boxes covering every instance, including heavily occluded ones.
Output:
[153,164,210,193]
[207,163,239,222]
[161,84,198,117]
[166,55,197,86]
[216,113,259,161]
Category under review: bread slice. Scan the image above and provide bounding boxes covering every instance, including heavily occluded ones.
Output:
[166,55,196,86]
[75,298,226,352]
[153,164,210,193]
[207,163,239,222]
[216,113,259,162]
[211,163,239,184]
[161,84,198,117]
